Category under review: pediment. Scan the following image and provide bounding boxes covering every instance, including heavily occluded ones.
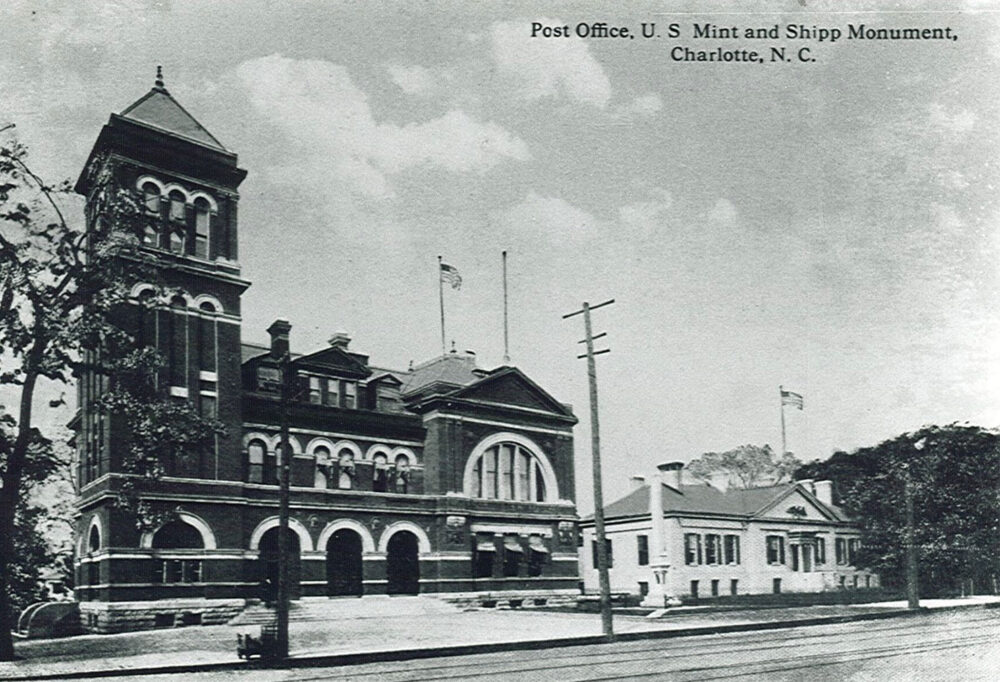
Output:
[294,347,371,377]
[757,487,838,521]
[451,368,572,417]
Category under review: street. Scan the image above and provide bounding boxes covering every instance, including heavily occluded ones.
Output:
[79,607,1000,681]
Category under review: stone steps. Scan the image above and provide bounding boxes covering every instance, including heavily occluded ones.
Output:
[229,595,463,626]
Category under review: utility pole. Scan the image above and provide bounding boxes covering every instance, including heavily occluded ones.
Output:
[563,298,614,640]
[276,349,292,660]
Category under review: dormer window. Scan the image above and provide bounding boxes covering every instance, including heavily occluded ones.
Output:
[169,190,186,222]
[343,381,357,409]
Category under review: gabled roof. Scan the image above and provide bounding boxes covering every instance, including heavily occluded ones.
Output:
[448,366,575,418]
[595,481,846,522]
[119,82,228,152]
[293,345,371,378]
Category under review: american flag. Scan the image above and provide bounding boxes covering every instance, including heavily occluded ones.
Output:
[781,390,804,410]
[440,262,462,290]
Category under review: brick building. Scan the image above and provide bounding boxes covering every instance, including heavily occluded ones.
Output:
[71,73,580,632]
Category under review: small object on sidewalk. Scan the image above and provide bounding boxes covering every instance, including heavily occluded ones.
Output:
[236,620,279,661]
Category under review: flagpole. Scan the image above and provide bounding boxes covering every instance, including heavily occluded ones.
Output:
[438,255,446,355]
[779,385,787,456]
[502,250,510,365]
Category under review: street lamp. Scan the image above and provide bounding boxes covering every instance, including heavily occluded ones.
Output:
[905,438,925,610]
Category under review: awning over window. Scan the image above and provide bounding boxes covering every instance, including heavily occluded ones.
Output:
[503,537,523,553]
[529,536,549,553]
[476,540,496,552]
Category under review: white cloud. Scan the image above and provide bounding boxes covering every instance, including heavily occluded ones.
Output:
[611,93,663,121]
[236,55,529,198]
[928,103,976,133]
[387,64,435,96]
[490,20,612,108]
[708,198,739,226]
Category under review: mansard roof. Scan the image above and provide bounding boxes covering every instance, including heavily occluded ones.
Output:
[593,481,847,523]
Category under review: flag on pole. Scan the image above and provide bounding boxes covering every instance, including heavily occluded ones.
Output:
[440,262,462,290]
[780,390,804,410]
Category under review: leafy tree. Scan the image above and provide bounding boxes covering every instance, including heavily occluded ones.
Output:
[687,444,802,489]
[0,141,222,660]
[799,425,1000,596]
[0,409,58,617]
[795,449,881,506]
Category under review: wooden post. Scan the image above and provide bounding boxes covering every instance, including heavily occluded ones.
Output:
[564,298,615,640]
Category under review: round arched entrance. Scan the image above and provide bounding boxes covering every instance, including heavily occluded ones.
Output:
[326,529,363,597]
[259,527,301,601]
[386,531,420,595]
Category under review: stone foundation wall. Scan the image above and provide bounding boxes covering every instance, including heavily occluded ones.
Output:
[78,598,246,634]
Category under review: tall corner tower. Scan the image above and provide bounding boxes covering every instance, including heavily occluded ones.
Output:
[74,66,249,494]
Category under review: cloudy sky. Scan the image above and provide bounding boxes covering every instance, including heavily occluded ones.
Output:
[2,0,998,510]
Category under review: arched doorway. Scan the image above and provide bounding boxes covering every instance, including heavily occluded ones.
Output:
[386,531,419,595]
[326,529,363,597]
[259,527,301,601]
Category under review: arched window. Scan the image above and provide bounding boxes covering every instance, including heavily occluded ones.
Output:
[338,449,354,490]
[247,440,266,483]
[193,197,211,258]
[88,523,101,553]
[169,190,186,222]
[314,446,331,489]
[151,520,204,584]
[167,295,187,388]
[142,182,161,214]
[470,441,548,502]
[394,454,410,494]
[197,301,216,372]
[141,182,160,245]
[151,520,204,549]
[169,228,186,254]
[373,453,388,492]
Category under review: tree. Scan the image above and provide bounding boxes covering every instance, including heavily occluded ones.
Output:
[0,409,59,617]
[798,424,1000,597]
[687,444,802,489]
[0,141,222,660]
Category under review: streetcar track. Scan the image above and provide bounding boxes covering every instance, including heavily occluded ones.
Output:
[398,631,1000,682]
[283,612,1000,682]
[588,632,1000,681]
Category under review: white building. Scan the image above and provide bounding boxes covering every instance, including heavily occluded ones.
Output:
[579,462,878,605]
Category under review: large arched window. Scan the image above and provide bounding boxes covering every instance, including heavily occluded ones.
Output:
[151,520,204,549]
[151,519,204,584]
[141,182,161,246]
[468,439,551,502]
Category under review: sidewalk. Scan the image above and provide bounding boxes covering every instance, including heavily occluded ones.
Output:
[2,595,998,680]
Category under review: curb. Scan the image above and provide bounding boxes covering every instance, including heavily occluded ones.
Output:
[3,601,997,681]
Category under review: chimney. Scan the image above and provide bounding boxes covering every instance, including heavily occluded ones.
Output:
[328,331,351,350]
[658,461,685,491]
[629,474,646,492]
[267,319,292,359]
[814,480,834,506]
[798,478,816,495]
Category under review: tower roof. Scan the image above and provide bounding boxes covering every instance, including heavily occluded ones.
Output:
[118,66,228,152]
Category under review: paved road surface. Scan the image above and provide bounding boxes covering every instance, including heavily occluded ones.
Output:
[82,607,1000,681]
